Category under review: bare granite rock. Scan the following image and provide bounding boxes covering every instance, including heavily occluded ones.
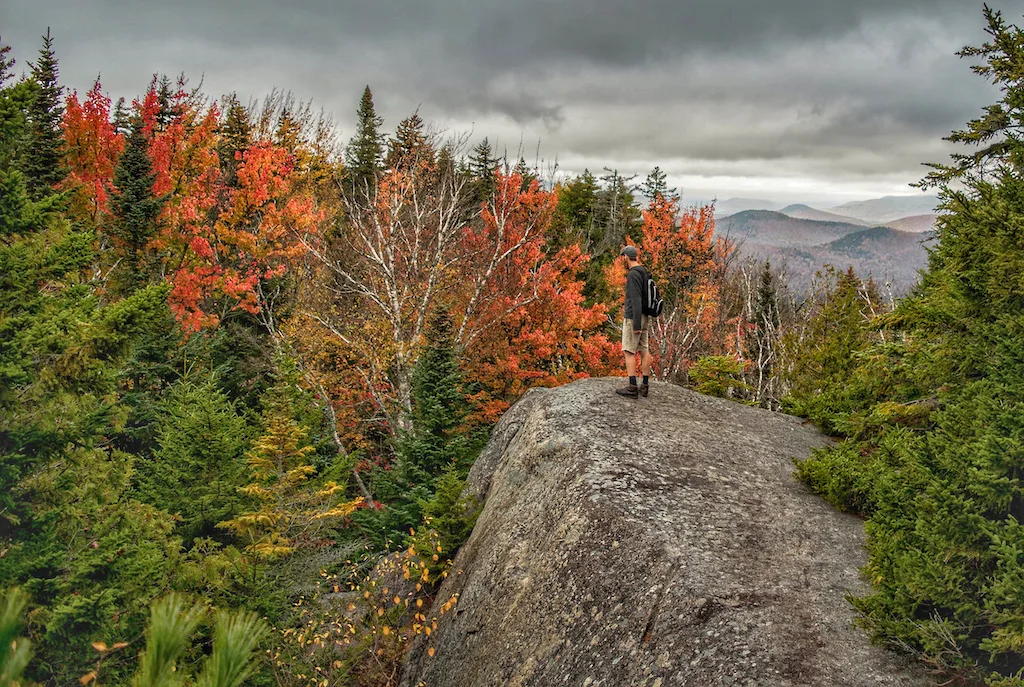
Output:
[400,378,932,687]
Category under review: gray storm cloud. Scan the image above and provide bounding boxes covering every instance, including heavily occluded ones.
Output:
[4,0,1021,201]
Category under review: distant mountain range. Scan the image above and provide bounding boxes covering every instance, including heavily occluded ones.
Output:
[714,194,940,225]
[777,204,874,226]
[827,195,940,224]
[716,209,934,293]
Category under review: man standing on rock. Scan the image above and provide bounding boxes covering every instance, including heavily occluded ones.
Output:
[617,245,652,399]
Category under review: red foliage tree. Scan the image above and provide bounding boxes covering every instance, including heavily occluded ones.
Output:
[61,79,123,224]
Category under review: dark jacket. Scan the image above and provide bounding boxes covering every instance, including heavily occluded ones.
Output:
[625,265,649,332]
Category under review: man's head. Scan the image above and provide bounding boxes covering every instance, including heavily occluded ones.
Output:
[620,245,639,267]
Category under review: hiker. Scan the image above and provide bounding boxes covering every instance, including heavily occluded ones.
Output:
[617,245,652,399]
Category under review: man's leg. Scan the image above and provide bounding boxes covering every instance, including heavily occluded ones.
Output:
[624,350,637,378]
[640,351,652,377]
[617,348,640,398]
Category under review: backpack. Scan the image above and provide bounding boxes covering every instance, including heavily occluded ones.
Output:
[634,267,664,317]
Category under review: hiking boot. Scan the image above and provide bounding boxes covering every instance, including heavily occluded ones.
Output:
[616,383,639,399]
[639,382,649,398]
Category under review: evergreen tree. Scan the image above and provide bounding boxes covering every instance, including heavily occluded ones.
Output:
[218,94,251,188]
[109,115,165,294]
[0,38,14,87]
[134,376,250,545]
[552,170,599,251]
[24,29,66,200]
[468,137,499,205]
[513,156,538,190]
[345,85,384,194]
[641,165,676,204]
[385,111,432,172]
[594,167,642,251]
[792,10,1024,683]
[356,309,481,549]
[154,74,175,130]
[112,96,130,136]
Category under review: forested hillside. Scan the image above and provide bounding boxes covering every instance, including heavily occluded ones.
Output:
[3,5,1022,686]
[0,32,775,687]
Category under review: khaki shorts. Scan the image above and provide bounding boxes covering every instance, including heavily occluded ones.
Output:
[621,315,650,354]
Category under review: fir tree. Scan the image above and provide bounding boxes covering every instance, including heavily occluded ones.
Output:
[385,111,432,172]
[134,376,250,545]
[356,308,481,549]
[641,166,676,203]
[468,137,499,205]
[24,29,66,200]
[218,94,251,188]
[513,156,538,190]
[154,74,175,130]
[0,38,14,87]
[345,85,384,194]
[109,115,165,294]
[112,96,130,136]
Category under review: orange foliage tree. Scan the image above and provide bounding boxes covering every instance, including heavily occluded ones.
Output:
[113,79,323,332]
[61,79,123,225]
[458,171,618,421]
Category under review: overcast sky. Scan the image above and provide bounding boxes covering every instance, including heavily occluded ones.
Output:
[4,0,1021,206]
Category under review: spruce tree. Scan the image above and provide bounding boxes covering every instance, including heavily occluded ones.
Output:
[641,166,676,203]
[218,94,251,188]
[112,97,130,135]
[513,156,538,190]
[0,38,14,87]
[356,308,480,549]
[109,116,165,294]
[468,137,499,204]
[134,377,250,545]
[155,74,175,130]
[385,111,431,171]
[24,29,66,200]
[345,85,384,194]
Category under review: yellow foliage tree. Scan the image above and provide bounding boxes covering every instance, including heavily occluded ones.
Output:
[219,396,362,565]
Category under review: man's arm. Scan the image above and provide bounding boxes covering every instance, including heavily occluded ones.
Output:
[627,269,644,332]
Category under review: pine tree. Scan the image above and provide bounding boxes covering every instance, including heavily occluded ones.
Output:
[109,115,165,294]
[468,137,499,204]
[385,111,432,172]
[345,85,384,194]
[641,166,676,204]
[134,377,250,544]
[24,29,66,200]
[0,38,14,87]
[218,94,251,188]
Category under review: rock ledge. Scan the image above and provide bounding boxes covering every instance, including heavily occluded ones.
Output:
[400,378,930,687]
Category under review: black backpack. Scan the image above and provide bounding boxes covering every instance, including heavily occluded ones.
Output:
[635,267,664,317]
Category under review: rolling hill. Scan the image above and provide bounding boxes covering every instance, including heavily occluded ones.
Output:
[715,210,869,248]
[885,214,937,233]
[778,204,874,226]
[715,210,932,294]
